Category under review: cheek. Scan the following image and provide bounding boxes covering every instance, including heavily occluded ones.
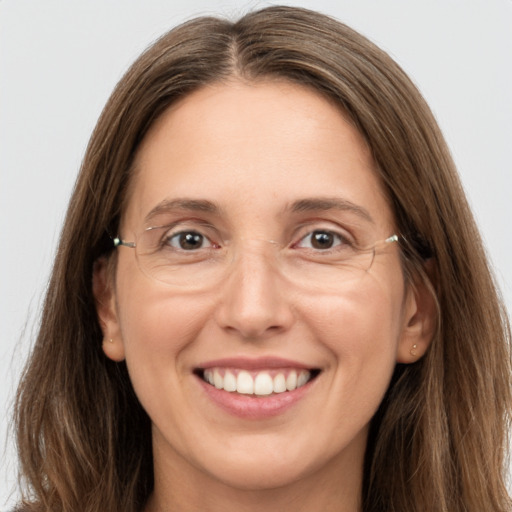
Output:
[114,256,214,380]
[302,279,404,353]
[299,274,405,403]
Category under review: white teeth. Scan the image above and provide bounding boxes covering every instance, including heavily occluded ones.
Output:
[254,373,273,396]
[286,371,297,391]
[202,368,315,396]
[213,369,223,389]
[223,371,237,392]
[297,371,309,388]
[237,370,254,394]
[273,373,287,393]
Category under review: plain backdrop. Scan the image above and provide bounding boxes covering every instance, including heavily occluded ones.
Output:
[1,0,511,507]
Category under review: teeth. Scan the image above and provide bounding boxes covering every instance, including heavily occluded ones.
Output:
[254,373,273,395]
[273,373,287,393]
[237,371,254,394]
[286,371,297,391]
[297,371,309,388]
[213,370,223,389]
[202,368,314,396]
[223,370,237,392]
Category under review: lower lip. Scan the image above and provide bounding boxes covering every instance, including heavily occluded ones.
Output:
[196,375,316,419]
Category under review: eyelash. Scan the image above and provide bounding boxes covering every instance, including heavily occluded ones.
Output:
[293,230,350,251]
[158,225,353,252]
[163,230,216,250]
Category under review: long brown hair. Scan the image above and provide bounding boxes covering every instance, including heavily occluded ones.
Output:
[14,6,511,511]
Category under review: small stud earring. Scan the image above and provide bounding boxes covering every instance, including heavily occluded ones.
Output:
[410,344,418,356]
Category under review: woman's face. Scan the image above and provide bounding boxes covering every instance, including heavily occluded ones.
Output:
[96,81,425,492]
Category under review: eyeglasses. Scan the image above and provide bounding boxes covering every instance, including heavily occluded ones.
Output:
[113,226,399,293]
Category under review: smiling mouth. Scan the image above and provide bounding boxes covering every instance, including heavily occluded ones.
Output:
[195,367,321,396]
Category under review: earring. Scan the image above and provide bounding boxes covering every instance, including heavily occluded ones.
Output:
[410,344,418,356]
[104,338,114,344]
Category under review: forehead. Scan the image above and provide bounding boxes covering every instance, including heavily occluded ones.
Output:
[123,80,393,232]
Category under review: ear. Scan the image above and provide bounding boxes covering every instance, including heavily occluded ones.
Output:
[396,268,437,364]
[92,257,125,362]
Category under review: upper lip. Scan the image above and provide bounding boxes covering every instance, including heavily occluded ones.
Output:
[196,356,318,371]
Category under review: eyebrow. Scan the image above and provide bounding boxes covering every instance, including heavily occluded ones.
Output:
[143,196,374,224]
[288,197,374,223]
[144,198,220,223]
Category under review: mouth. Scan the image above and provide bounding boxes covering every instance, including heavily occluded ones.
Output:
[194,367,321,397]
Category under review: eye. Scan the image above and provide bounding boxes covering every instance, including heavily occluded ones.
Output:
[296,230,347,250]
[165,231,213,251]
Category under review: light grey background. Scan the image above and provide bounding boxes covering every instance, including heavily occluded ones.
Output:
[1,0,511,507]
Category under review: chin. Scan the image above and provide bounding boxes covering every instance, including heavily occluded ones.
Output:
[186,432,342,492]
[203,457,312,491]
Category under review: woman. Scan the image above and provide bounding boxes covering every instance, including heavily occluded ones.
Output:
[13,6,511,511]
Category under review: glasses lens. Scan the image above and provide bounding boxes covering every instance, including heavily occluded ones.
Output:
[134,228,390,293]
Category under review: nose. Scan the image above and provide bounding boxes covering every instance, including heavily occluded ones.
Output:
[214,241,295,340]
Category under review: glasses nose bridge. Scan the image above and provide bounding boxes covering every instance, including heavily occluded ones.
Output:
[228,237,282,275]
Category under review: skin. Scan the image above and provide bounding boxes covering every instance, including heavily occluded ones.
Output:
[94,80,433,512]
